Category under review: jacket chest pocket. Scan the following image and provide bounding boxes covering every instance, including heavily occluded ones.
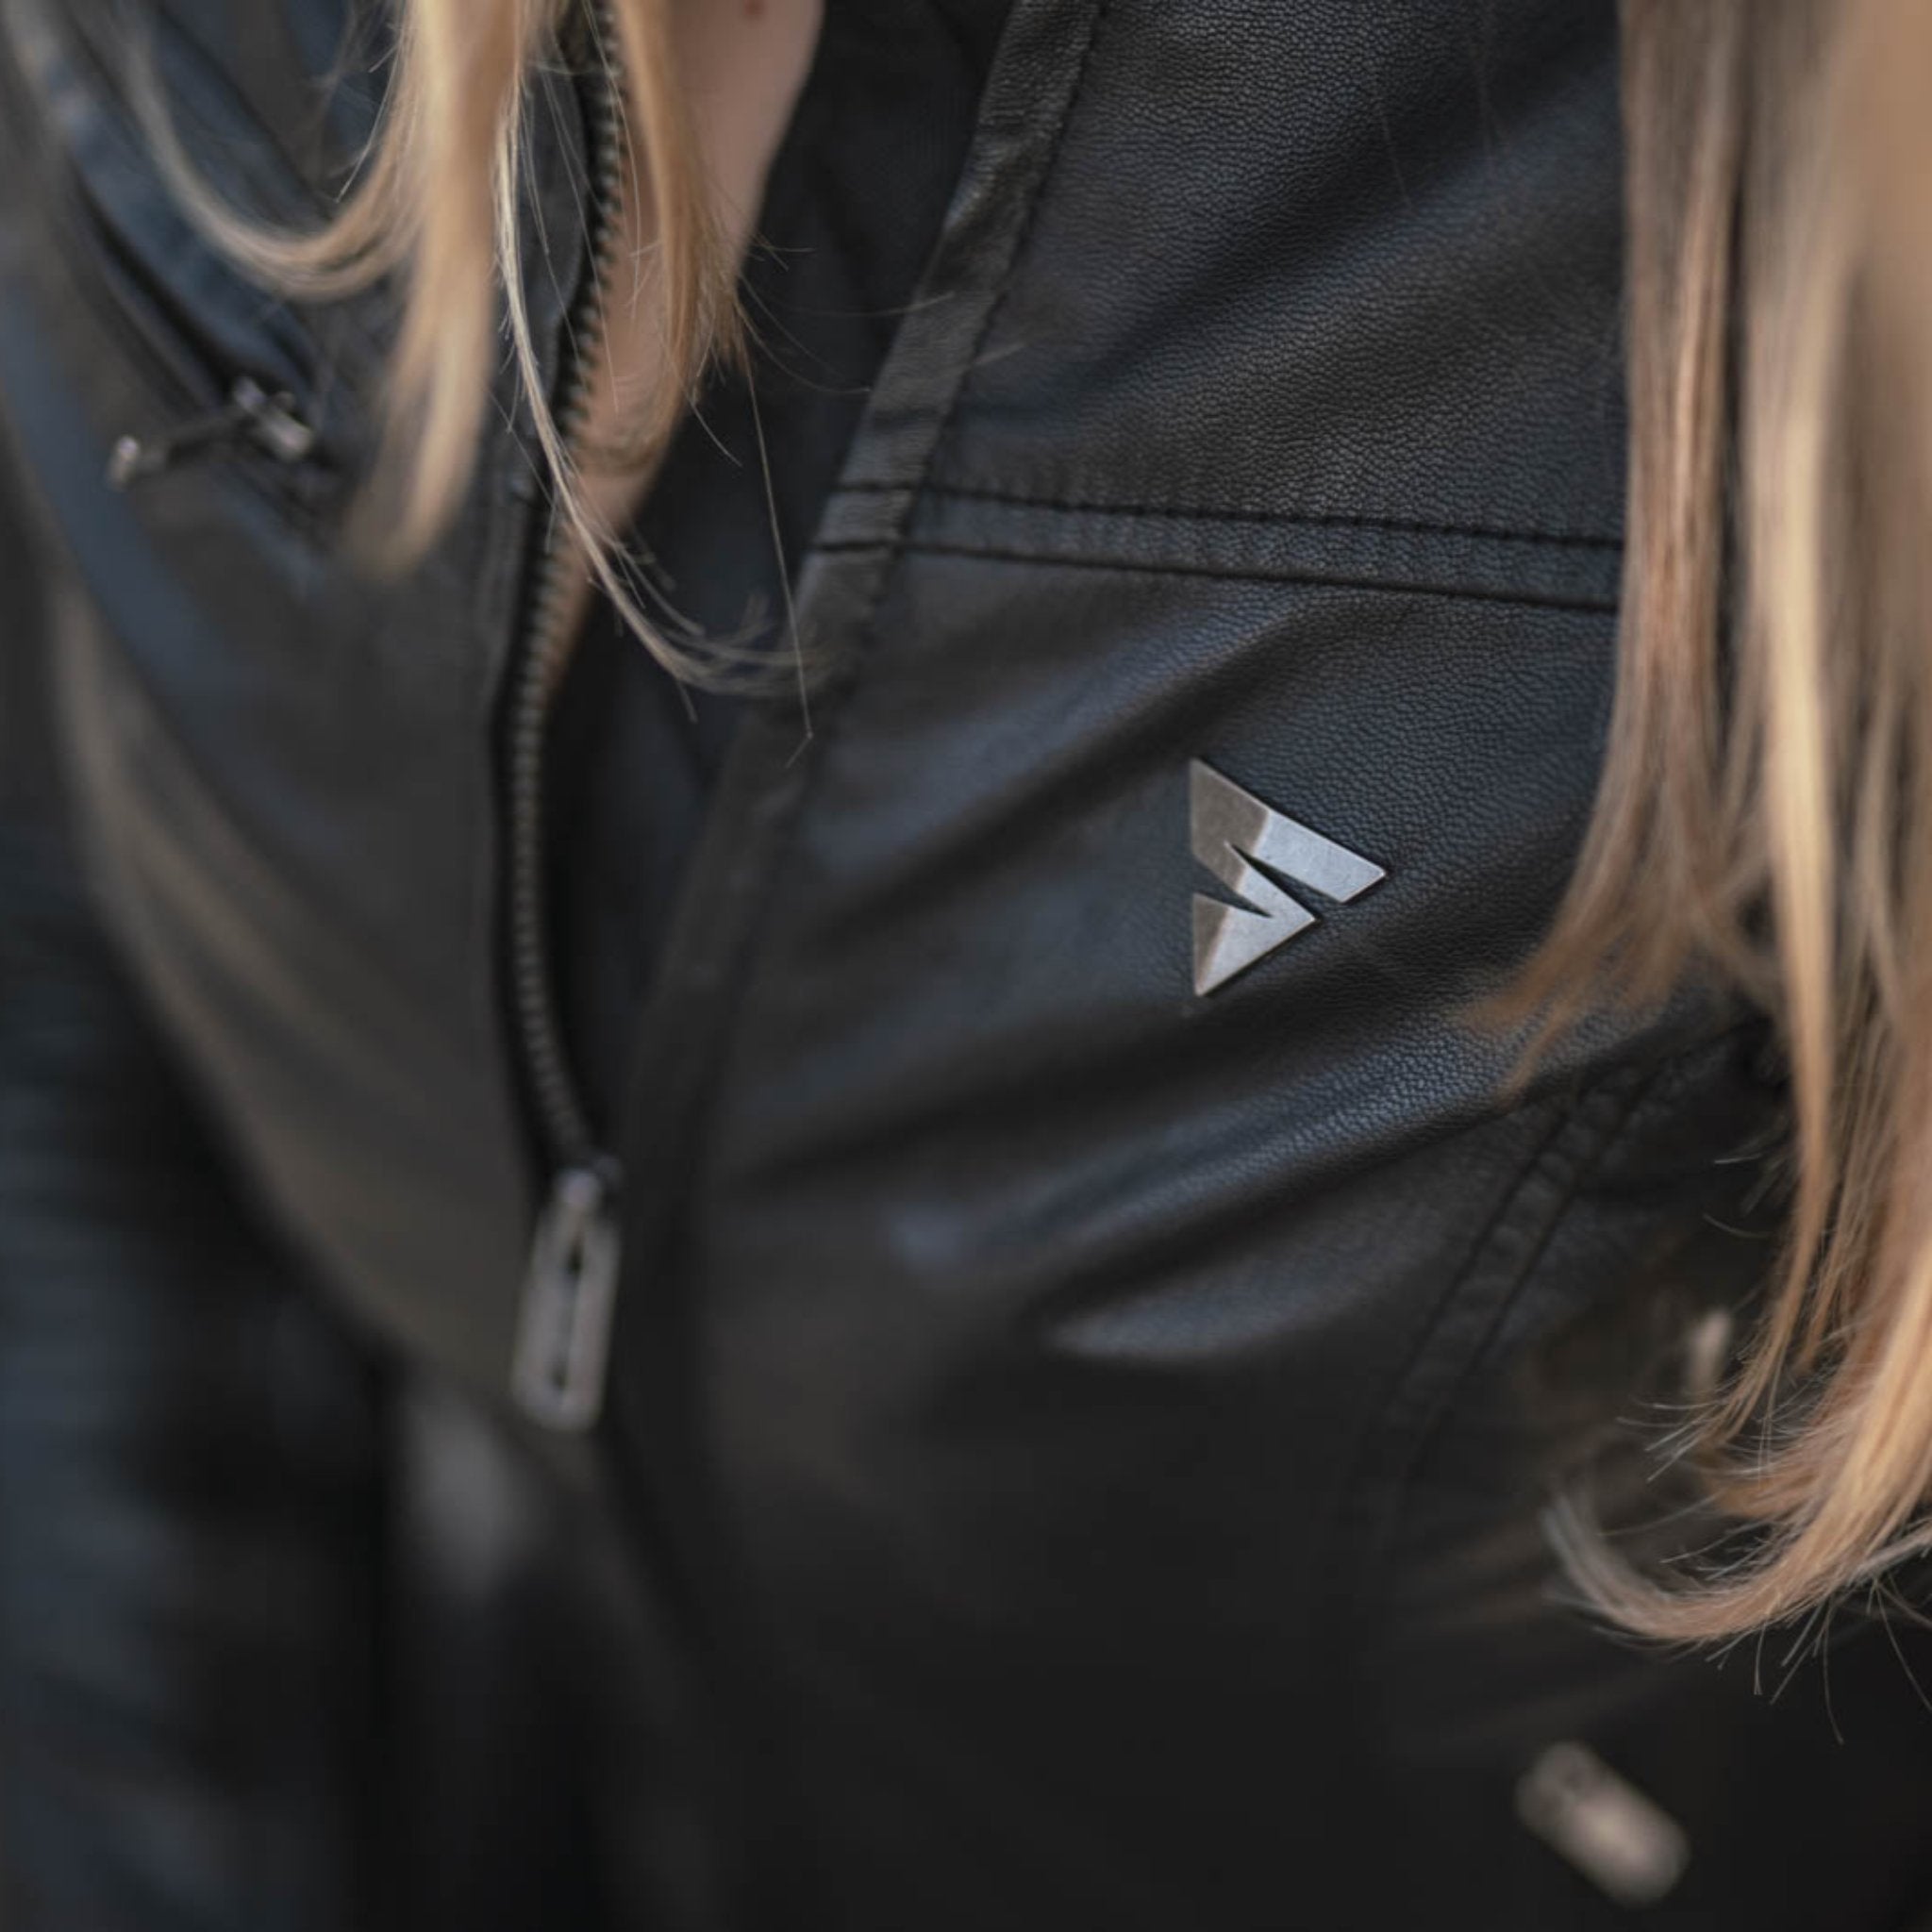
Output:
[2,0,366,534]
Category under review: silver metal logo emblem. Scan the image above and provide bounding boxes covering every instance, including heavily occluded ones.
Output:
[1190,760,1385,995]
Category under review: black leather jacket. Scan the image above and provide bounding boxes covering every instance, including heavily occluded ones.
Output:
[7,3,1932,1927]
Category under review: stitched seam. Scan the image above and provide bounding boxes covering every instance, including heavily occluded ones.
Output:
[1317,1066,1647,1739]
[1336,1057,1669,1628]
[816,1,1111,663]
[1337,1016,1761,1652]
[1375,1067,1666,1526]
[838,480,1624,555]
[1367,1093,1591,1496]
[814,537,1619,617]
[1329,1061,1663,1775]
[837,0,1109,679]
[922,1,1112,492]
[1381,1019,1771,1500]
[692,0,1114,1132]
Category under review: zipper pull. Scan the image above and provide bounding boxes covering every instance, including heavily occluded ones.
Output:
[108,375,317,490]
[511,1160,624,1431]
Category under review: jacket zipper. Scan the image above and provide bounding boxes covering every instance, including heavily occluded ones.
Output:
[506,0,628,1433]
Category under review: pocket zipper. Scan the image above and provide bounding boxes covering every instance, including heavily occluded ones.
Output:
[106,373,317,489]
[30,26,335,504]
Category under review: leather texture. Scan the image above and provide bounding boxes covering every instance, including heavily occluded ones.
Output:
[6,3,1932,1927]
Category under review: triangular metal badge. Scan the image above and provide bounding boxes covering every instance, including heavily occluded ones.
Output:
[1190,760,1385,995]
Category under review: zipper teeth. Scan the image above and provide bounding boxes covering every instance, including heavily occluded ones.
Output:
[506,0,625,1170]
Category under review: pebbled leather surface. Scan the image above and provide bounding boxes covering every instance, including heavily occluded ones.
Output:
[5,2,1932,1927]
[925,4,1628,554]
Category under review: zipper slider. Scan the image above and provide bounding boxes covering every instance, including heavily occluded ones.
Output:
[511,1160,624,1431]
[108,375,318,489]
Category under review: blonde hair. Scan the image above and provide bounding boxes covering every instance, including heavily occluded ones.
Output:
[1516,0,1932,1641]
[182,0,1932,1641]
